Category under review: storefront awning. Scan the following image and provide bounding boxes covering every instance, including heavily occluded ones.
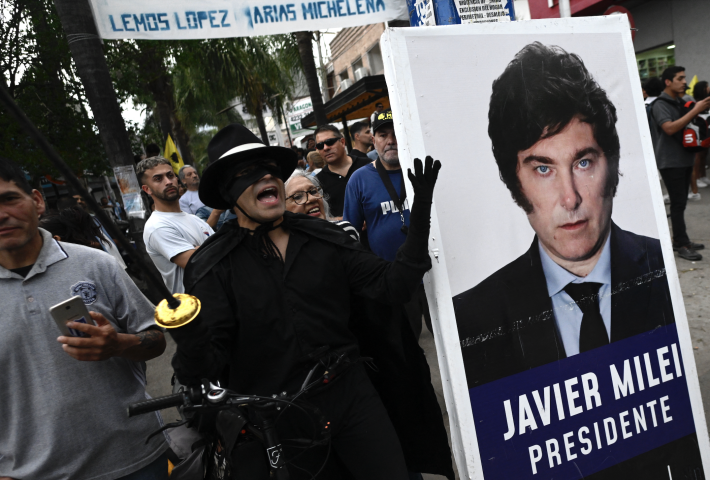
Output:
[300,75,389,128]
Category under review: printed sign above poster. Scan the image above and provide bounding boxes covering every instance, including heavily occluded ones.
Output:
[381,16,710,479]
[456,0,514,24]
[87,0,407,39]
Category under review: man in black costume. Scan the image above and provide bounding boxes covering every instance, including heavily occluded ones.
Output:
[169,123,447,479]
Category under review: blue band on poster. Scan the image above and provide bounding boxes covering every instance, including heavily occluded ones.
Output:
[469,323,695,479]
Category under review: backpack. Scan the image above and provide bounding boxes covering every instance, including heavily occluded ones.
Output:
[654,97,710,152]
[646,101,660,152]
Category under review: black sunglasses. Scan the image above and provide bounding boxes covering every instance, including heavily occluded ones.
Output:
[315,137,340,150]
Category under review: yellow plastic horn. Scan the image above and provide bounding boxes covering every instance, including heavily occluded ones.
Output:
[154,293,201,328]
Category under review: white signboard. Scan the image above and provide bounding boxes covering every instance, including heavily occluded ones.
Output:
[113,166,146,218]
[87,0,407,39]
[287,97,314,135]
[381,16,710,479]
[456,0,514,23]
[412,0,435,26]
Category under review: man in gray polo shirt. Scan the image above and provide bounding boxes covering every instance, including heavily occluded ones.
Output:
[653,66,710,261]
[0,157,168,480]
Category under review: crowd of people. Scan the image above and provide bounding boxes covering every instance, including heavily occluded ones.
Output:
[6,59,710,480]
[0,95,456,480]
[645,66,710,261]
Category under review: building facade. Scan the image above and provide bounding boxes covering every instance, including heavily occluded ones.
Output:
[529,0,710,89]
[328,23,387,98]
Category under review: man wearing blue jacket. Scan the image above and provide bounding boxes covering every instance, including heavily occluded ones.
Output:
[343,109,431,338]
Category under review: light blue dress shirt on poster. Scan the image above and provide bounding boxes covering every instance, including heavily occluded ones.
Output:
[538,233,612,357]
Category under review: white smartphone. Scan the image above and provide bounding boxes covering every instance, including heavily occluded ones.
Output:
[49,296,96,337]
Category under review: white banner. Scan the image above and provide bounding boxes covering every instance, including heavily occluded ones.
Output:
[88,0,408,39]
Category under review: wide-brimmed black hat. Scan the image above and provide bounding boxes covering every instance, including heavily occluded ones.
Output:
[200,124,298,209]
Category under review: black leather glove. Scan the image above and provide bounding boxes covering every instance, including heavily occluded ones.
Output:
[400,156,441,262]
[408,155,442,207]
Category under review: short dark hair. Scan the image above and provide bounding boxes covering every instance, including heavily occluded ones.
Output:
[693,81,709,102]
[350,122,369,137]
[661,66,685,84]
[145,143,161,157]
[0,156,32,195]
[643,77,665,98]
[314,124,343,139]
[40,206,108,247]
[136,156,171,186]
[488,42,620,213]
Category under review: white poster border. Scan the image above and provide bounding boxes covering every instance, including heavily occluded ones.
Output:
[381,16,710,479]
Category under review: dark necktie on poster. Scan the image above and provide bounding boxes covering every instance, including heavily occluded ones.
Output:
[565,282,609,352]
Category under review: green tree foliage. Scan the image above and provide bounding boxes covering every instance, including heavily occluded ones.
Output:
[0,0,106,179]
[105,34,301,172]
[1,0,306,178]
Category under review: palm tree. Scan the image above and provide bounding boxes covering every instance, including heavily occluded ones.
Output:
[52,0,135,168]
[171,35,301,147]
[293,31,327,126]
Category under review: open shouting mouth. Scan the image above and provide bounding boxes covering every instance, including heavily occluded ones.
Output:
[256,185,279,205]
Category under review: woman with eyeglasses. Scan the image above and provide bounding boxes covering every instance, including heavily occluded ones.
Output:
[284,171,360,241]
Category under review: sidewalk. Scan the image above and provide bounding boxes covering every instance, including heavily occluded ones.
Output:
[673,189,710,434]
[418,190,710,480]
[145,193,710,478]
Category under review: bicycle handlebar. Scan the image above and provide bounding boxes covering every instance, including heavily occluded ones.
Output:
[128,392,186,417]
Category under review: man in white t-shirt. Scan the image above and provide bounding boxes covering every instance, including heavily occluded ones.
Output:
[137,157,214,293]
[178,165,204,214]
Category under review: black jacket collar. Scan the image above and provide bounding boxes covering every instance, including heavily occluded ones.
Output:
[183,212,366,291]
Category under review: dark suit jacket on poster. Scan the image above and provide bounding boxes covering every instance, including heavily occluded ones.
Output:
[454,222,703,479]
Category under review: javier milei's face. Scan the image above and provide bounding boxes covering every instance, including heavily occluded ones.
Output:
[516,116,613,265]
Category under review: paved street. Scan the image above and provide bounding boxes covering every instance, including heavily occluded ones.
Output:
[144,186,710,479]
[672,186,710,435]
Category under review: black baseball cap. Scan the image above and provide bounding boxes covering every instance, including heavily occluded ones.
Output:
[372,108,393,133]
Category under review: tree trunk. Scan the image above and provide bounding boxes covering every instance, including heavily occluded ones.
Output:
[170,111,196,165]
[294,31,327,126]
[52,0,165,304]
[152,88,173,143]
[254,103,270,144]
[25,0,68,147]
[135,43,195,165]
[52,0,134,168]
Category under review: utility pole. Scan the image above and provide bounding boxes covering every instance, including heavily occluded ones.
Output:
[315,31,330,103]
[559,0,571,17]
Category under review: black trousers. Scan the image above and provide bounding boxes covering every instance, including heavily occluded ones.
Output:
[402,284,432,339]
[660,167,693,247]
[275,364,409,480]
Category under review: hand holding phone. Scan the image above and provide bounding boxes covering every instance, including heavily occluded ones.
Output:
[50,296,96,337]
[57,310,135,361]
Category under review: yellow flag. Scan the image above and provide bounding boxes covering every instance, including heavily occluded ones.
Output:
[164,134,184,175]
[687,75,698,97]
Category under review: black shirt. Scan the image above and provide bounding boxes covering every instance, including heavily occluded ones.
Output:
[316,156,370,217]
[172,225,430,396]
[349,148,369,160]
[10,264,34,278]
